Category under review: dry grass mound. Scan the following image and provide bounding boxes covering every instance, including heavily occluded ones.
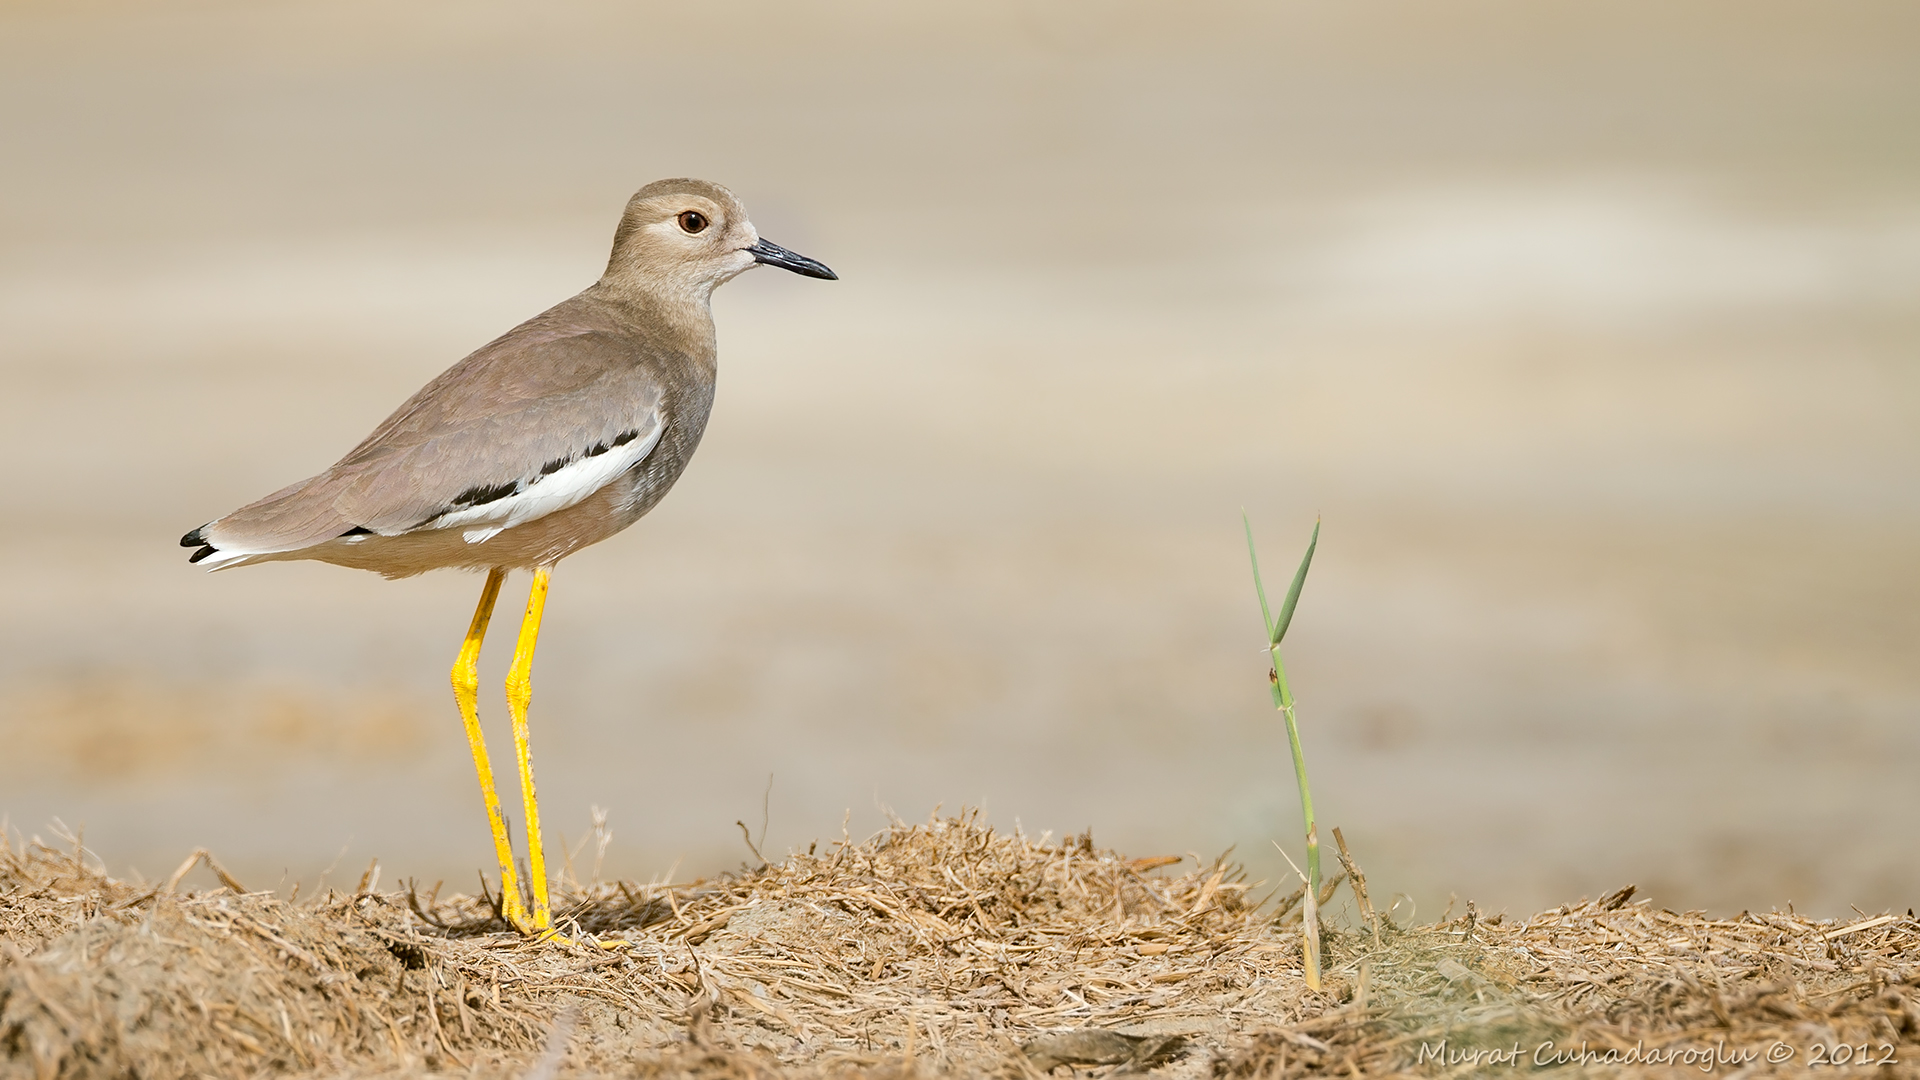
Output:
[4,812,1918,1078]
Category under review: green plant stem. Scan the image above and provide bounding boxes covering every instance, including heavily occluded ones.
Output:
[1269,645,1319,896]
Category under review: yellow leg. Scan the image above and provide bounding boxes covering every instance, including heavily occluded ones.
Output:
[505,566,556,931]
[454,566,626,950]
[451,567,529,930]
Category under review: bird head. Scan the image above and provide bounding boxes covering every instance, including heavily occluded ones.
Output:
[604,178,836,302]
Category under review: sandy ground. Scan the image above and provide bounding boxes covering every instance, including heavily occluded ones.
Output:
[2,1,1918,918]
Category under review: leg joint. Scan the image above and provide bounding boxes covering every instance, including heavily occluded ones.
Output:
[505,671,532,705]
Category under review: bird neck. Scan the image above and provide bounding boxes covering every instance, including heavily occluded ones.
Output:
[587,279,717,357]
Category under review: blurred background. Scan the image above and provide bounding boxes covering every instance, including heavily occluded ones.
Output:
[2,1,1916,919]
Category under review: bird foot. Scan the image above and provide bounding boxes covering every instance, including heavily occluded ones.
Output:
[508,915,630,949]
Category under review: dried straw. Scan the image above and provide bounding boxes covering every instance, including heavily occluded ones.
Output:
[4,815,1916,1078]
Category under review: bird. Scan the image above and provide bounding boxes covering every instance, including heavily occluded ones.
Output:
[180,178,835,941]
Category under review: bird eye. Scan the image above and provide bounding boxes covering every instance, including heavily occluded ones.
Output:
[678,211,709,234]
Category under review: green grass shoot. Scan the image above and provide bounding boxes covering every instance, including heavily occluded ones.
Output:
[1243,513,1322,897]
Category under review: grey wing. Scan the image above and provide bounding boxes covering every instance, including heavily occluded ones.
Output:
[194,327,667,559]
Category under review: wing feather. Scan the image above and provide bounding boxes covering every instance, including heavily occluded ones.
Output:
[202,302,674,558]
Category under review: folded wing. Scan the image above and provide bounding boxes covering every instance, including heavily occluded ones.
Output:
[188,317,671,567]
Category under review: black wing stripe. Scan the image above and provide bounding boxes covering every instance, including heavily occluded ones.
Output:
[537,425,645,477]
[423,426,650,527]
[448,480,520,509]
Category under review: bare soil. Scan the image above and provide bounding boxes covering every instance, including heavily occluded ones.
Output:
[4,812,1917,1078]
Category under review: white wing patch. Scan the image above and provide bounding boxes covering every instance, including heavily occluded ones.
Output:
[422,423,665,543]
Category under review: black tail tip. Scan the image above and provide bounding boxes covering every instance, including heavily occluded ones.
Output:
[182,524,218,564]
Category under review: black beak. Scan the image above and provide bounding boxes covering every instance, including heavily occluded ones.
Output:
[748,237,837,280]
